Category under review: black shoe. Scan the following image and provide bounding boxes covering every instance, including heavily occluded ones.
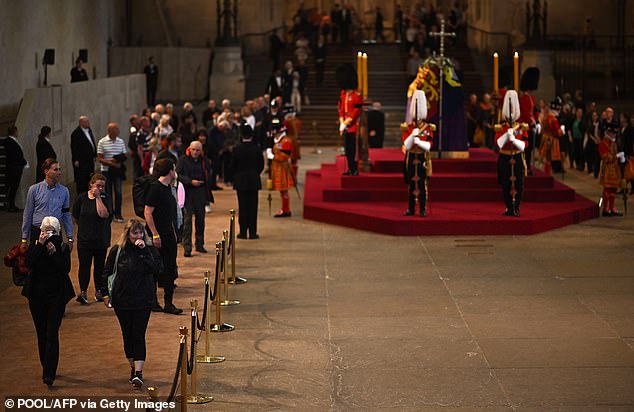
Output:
[129,368,135,384]
[513,209,521,217]
[602,210,613,217]
[351,170,359,176]
[503,209,514,216]
[195,247,208,253]
[403,209,414,216]
[237,234,248,239]
[131,372,143,388]
[249,234,260,239]
[163,303,183,315]
[274,211,291,218]
[76,292,88,305]
[184,251,192,257]
[151,303,164,312]
[342,170,352,176]
[611,210,623,217]
[420,208,427,217]
[43,377,54,386]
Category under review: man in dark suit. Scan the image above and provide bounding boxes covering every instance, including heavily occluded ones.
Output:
[70,116,96,194]
[144,56,159,107]
[231,123,264,239]
[35,126,56,182]
[3,126,28,212]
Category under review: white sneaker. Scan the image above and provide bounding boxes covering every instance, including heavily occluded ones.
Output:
[205,205,212,213]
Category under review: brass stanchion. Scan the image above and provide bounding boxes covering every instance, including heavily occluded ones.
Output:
[197,270,225,363]
[179,327,188,412]
[228,209,247,285]
[220,229,239,306]
[211,241,234,332]
[186,300,213,404]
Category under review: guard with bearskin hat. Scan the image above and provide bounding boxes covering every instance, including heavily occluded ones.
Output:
[402,90,434,217]
[495,90,529,217]
[519,67,540,175]
[337,64,363,176]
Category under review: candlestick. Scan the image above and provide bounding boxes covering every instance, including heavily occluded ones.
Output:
[493,52,499,92]
[514,52,519,91]
[362,53,368,98]
[357,52,363,92]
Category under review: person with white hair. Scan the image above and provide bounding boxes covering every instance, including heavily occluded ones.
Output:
[176,140,214,256]
[23,216,75,386]
[494,90,529,217]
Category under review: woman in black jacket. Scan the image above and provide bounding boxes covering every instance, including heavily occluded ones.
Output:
[101,219,162,387]
[23,216,74,386]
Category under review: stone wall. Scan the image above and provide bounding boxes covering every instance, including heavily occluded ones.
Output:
[109,47,212,102]
[13,75,146,208]
[0,0,126,121]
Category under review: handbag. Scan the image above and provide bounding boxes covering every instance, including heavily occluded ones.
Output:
[107,246,122,298]
[4,245,29,286]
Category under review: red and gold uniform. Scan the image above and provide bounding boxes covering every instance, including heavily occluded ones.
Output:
[519,92,537,172]
[539,111,563,175]
[402,122,434,216]
[284,116,302,178]
[598,131,623,216]
[495,122,529,216]
[270,132,294,217]
[338,89,363,175]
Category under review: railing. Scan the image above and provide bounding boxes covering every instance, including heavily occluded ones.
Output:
[467,25,513,56]
[240,25,286,57]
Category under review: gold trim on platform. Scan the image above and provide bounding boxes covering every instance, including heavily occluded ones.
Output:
[429,151,470,159]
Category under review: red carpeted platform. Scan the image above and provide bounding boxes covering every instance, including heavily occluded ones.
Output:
[303,148,599,235]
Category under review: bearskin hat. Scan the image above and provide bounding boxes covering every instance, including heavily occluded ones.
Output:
[520,67,540,92]
[336,63,358,90]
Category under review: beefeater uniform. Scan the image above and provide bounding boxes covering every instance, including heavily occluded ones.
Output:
[598,121,624,216]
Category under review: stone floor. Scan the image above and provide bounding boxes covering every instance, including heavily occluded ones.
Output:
[0,147,633,411]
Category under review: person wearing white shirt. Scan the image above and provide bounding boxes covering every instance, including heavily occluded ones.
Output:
[97,123,127,222]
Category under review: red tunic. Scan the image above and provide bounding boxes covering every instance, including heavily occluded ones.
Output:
[338,90,362,133]
[598,137,622,188]
[494,123,528,152]
[518,92,536,126]
[271,136,294,191]
[401,123,434,150]
[539,112,563,161]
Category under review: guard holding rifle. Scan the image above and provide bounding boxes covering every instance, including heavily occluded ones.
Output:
[402,90,434,217]
[494,90,529,217]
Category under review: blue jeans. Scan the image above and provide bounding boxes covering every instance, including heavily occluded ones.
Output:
[104,171,122,216]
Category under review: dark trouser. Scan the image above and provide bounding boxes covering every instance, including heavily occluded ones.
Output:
[498,153,525,212]
[237,190,259,237]
[344,131,357,172]
[104,171,122,216]
[222,151,234,183]
[29,299,66,380]
[131,155,143,180]
[77,247,107,292]
[182,201,206,253]
[7,171,22,209]
[147,86,156,107]
[75,169,92,196]
[114,308,151,361]
[585,140,598,174]
[157,234,178,304]
[405,152,428,215]
[573,139,584,170]
[525,129,536,173]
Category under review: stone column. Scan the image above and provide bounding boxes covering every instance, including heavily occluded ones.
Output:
[209,47,245,104]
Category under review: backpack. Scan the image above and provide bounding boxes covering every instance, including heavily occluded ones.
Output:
[132,175,157,218]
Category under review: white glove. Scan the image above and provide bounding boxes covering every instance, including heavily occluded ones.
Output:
[416,140,431,152]
[511,138,526,152]
[266,148,274,160]
[535,123,542,135]
[497,132,509,149]
[403,128,418,151]
[507,129,516,141]
[617,152,626,163]
[339,122,347,133]
[560,124,566,134]
[414,136,422,146]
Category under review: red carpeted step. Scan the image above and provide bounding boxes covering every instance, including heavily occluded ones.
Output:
[303,148,599,235]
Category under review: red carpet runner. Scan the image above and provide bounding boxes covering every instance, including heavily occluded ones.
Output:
[303,148,599,235]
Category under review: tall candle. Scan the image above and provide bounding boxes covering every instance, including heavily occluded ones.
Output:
[514,52,519,91]
[362,53,368,98]
[493,52,499,92]
[357,52,363,92]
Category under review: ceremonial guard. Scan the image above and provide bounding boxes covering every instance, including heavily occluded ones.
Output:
[284,112,302,179]
[266,123,295,217]
[495,91,529,217]
[519,68,540,175]
[539,97,564,176]
[402,90,434,217]
[598,120,625,216]
[337,64,363,176]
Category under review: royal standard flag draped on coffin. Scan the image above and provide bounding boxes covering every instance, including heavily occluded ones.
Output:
[406,56,468,155]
